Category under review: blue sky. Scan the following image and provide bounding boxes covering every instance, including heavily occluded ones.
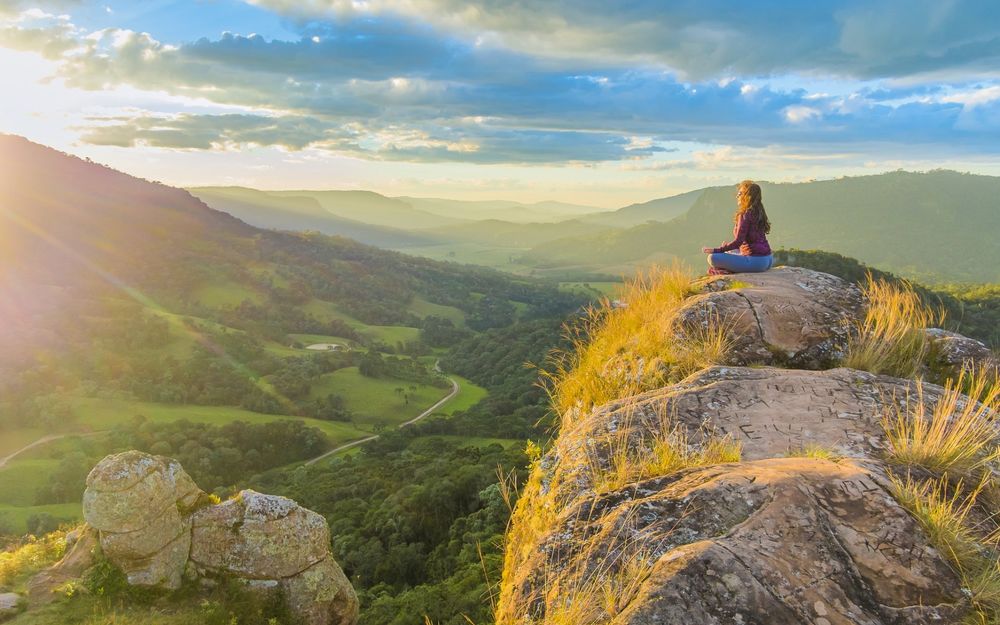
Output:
[2,0,999,206]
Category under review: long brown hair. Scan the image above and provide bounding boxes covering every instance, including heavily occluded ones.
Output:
[735,180,771,234]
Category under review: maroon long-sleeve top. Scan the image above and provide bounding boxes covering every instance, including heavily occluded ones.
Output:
[712,211,772,256]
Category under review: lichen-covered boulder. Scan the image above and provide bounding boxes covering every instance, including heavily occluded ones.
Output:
[189,490,330,580]
[283,557,359,625]
[926,327,999,376]
[83,450,201,532]
[82,451,203,589]
[680,267,863,368]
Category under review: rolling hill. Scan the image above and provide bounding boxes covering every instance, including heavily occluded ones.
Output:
[187,186,440,247]
[521,171,1000,283]
[576,187,708,227]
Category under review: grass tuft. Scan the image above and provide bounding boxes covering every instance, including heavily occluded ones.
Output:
[786,443,842,461]
[844,273,943,377]
[881,368,1000,476]
[542,263,731,426]
[887,472,983,565]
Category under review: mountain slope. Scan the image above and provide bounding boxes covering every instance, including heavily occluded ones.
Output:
[265,189,466,229]
[577,187,708,227]
[424,218,616,247]
[0,135,584,374]
[397,196,603,223]
[522,171,1000,282]
[188,186,439,247]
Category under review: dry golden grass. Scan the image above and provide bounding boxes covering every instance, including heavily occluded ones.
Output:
[585,399,742,494]
[786,443,842,461]
[543,263,731,426]
[887,471,1000,623]
[844,274,944,377]
[888,472,984,564]
[518,521,662,625]
[881,368,1000,476]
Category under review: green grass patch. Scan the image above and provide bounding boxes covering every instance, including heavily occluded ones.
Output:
[0,429,46,459]
[308,367,450,427]
[437,374,487,415]
[288,333,358,348]
[0,503,81,532]
[67,397,369,443]
[407,297,466,326]
[0,459,61,506]
[192,281,263,309]
[301,298,421,345]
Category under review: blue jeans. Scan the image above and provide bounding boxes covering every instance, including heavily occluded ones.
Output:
[708,252,773,273]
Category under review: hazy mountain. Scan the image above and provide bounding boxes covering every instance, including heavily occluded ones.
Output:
[425,218,616,247]
[188,186,439,247]
[577,188,709,227]
[265,189,465,229]
[397,196,604,223]
[521,171,1000,283]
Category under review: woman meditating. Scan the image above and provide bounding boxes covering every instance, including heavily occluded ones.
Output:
[701,179,773,275]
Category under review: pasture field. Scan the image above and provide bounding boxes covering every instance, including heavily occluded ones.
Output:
[301,298,422,345]
[0,429,46,459]
[437,374,487,414]
[307,367,453,427]
[407,297,466,326]
[192,281,264,308]
[67,397,370,442]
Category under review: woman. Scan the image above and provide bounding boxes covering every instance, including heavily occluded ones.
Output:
[701,180,773,275]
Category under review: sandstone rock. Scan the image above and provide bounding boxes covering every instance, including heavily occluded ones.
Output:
[606,365,931,459]
[926,327,999,376]
[283,557,359,625]
[681,267,863,368]
[82,451,202,589]
[497,361,984,624]
[83,450,201,532]
[501,458,968,625]
[114,529,190,589]
[190,490,330,580]
[26,525,98,604]
[0,592,21,617]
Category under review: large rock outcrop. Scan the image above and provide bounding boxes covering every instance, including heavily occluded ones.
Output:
[679,267,863,368]
[80,451,358,625]
[498,267,988,625]
[82,451,200,589]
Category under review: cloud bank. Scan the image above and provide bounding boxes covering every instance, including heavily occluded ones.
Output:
[2,0,1000,167]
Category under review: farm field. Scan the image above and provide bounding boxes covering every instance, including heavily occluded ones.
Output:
[307,367,454,428]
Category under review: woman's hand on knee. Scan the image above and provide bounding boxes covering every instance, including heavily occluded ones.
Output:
[701,246,714,254]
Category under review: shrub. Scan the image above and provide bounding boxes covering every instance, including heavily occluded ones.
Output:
[0,529,67,588]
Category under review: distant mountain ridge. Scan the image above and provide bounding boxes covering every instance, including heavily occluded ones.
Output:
[521,170,1000,283]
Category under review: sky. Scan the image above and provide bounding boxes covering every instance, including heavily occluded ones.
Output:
[2,0,1000,207]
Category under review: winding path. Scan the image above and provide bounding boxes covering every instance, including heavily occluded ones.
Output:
[0,432,105,470]
[304,371,461,466]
